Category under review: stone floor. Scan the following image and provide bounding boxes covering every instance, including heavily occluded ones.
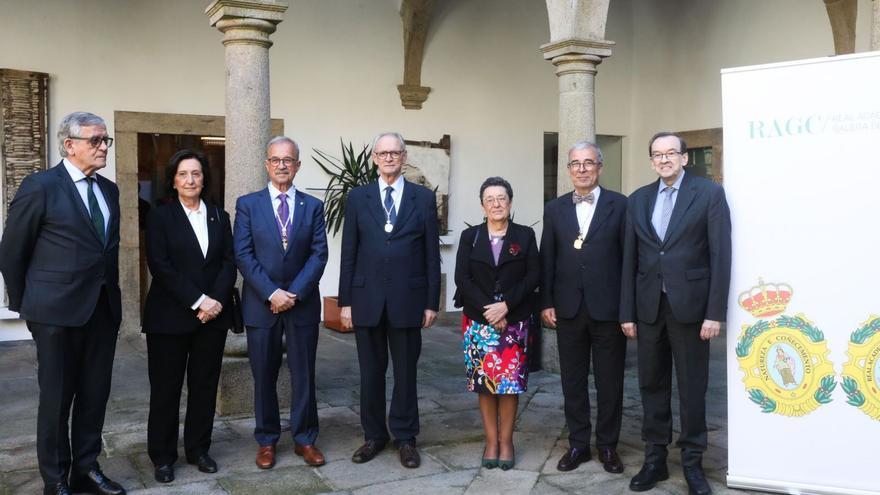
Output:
[0,313,755,494]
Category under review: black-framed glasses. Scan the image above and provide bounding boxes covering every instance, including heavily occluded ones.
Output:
[69,135,113,148]
[650,151,682,161]
[268,157,298,167]
[374,150,403,160]
[567,160,600,170]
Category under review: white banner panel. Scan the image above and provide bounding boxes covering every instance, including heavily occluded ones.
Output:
[723,52,880,495]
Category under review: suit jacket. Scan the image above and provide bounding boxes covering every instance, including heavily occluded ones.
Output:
[0,162,121,327]
[541,188,627,321]
[619,173,732,325]
[453,222,539,325]
[141,201,236,334]
[338,179,441,328]
[234,188,328,328]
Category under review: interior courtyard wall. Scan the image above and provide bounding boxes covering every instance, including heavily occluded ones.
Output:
[621,0,874,191]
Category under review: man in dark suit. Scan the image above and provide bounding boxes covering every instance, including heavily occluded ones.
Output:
[540,140,628,475]
[620,132,731,495]
[338,132,441,469]
[234,136,329,469]
[0,112,125,495]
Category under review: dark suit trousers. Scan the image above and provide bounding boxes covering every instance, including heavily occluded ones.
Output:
[556,305,626,450]
[27,288,118,485]
[637,293,710,466]
[355,310,421,445]
[145,328,227,466]
[247,318,319,447]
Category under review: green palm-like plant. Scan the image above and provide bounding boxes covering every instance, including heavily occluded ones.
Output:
[309,140,377,236]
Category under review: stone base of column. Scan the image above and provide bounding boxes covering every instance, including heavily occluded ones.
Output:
[216,355,292,417]
[539,326,561,374]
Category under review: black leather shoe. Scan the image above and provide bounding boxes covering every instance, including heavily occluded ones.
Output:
[351,440,386,464]
[153,464,174,483]
[629,463,669,492]
[683,465,712,495]
[557,447,591,471]
[69,468,126,495]
[187,453,218,473]
[598,446,624,474]
[398,443,420,468]
[43,482,71,495]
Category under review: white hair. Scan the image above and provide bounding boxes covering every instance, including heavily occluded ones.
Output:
[568,140,604,164]
[57,112,106,157]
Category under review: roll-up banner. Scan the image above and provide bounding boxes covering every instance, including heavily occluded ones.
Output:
[722,52,880,495]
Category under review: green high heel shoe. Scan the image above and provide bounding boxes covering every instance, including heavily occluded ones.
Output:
[498,454,515,471]
[481,456,499,469]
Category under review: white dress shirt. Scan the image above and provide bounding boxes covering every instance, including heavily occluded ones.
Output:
[62,159,110,237]
[378,175,404,218]
[575,186,601,237]
[180,199,209,309]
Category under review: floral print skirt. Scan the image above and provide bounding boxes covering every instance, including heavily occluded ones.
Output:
[462,315,529,394]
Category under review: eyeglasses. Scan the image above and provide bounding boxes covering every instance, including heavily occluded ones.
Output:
[483,196,509,206]
[69,135,113,148]
[374,150,404,160]
[567,160,600,171]
[268,157,298,167]
[650,151,683,162]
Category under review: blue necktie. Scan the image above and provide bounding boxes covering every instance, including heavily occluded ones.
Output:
[657,186,674,241]
[384,186,397,224]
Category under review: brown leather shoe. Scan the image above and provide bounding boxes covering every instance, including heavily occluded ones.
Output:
[598,446,624,473]
[294,443,326,466]
[255,445,276,469]
[398,443,420,468]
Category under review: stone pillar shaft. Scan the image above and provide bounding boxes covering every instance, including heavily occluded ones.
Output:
[873,0,880,51]
[541,39,613,195]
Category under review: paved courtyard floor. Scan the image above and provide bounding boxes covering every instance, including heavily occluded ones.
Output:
[0,313,754,494]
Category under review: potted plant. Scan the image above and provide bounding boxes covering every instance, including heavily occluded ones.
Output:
[310,140,376,332]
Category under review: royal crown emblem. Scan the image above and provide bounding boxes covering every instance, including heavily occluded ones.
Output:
[736,278,835,417]
[738,278,793,318]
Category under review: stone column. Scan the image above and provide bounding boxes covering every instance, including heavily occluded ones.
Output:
[873,0,880,51]
[206,0,287,213]
[541,39,613,196]
[205,0,289,415]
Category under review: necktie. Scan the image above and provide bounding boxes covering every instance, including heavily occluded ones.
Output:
[657,186,674,241]
[384,186,397,224]
[277,193,290,250]
[86,177,105,245]
[572,192,595,204]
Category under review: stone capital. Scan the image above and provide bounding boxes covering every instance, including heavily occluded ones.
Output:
[540,37,615,62]
[397,84,431,110]
[205,0,288,47]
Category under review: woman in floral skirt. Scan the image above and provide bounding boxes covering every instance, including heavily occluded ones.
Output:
[453,177,539,471]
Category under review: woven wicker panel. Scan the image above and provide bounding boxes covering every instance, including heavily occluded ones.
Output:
[1,68,49,217]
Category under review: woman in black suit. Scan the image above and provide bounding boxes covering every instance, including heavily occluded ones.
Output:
[454,177,539,471]
[142,149,236,483]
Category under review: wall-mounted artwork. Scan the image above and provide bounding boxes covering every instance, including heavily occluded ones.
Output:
[403,134,450,235]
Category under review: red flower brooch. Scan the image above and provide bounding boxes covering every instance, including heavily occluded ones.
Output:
[509,243,521,256]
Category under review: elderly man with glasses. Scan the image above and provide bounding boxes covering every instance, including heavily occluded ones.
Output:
[540,140,629,476]
[620,132,731,495]
[233,136,329,470]
[0,112,125,495]
[338,132,441,469]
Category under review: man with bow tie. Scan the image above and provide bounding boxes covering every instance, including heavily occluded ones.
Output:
[540,140,628,475]
[233,136,329,469]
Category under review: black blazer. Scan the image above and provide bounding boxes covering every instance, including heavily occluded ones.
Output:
[454,222,539,325]
[0,163,121,327]
[540,188,627,321]
[338,180,441,328]
[142,201,236,334]
[620,173,732,325]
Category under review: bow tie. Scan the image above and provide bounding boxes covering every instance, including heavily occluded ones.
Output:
[572,192,595,205]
